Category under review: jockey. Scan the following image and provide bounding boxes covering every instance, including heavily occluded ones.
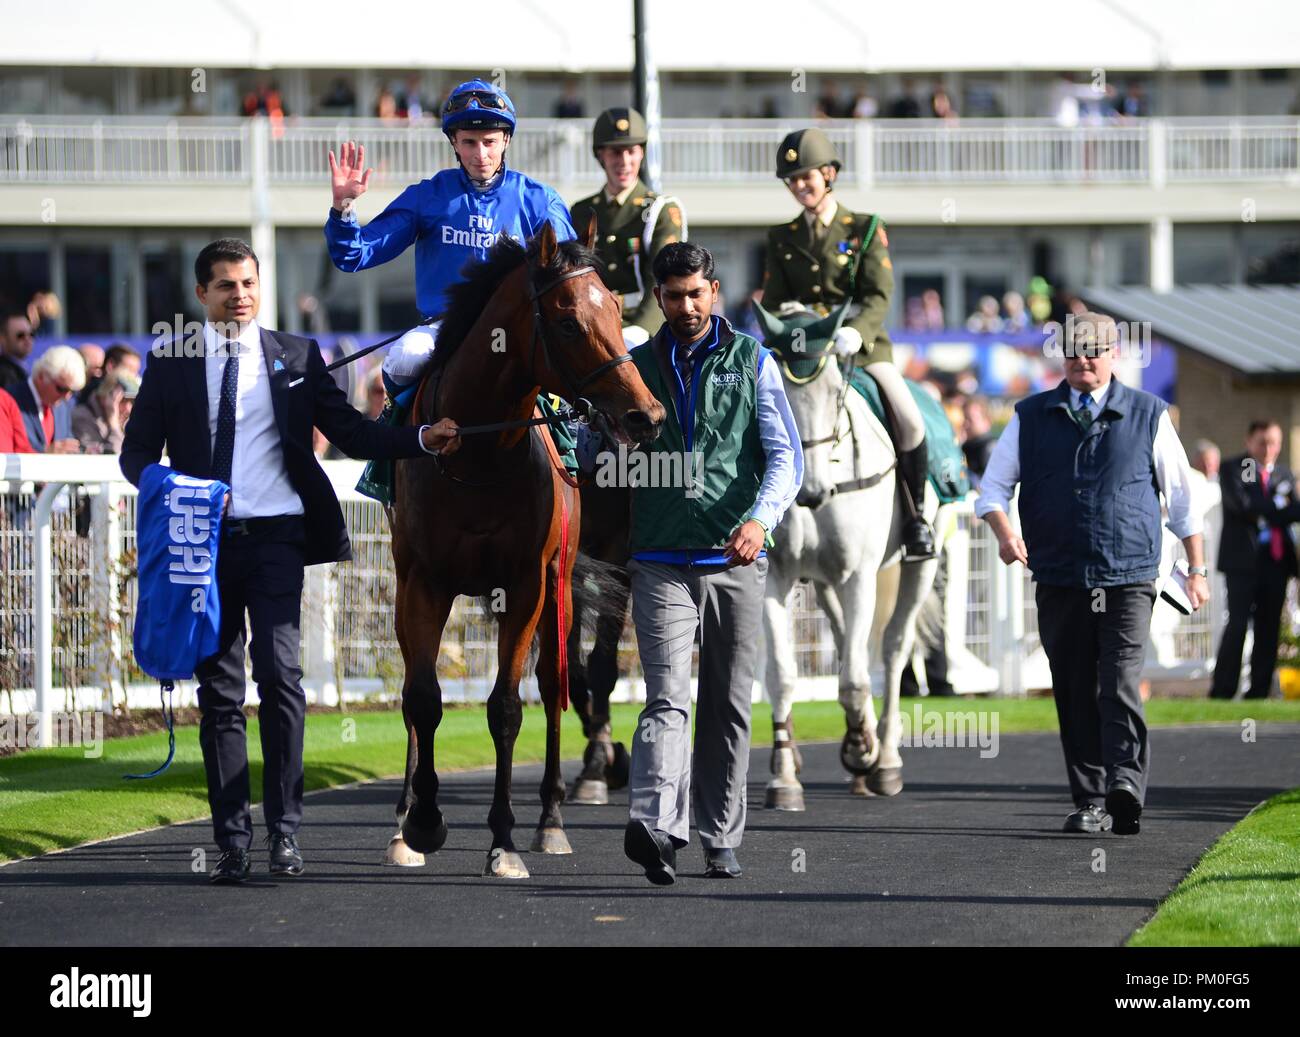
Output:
[323,78,578,501]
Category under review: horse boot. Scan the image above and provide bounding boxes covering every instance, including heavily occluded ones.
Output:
[571,714,614,805]
[765,718,806,812]
[897,440,936,562]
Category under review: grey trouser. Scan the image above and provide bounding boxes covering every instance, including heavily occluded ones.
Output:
[627,556,768,849]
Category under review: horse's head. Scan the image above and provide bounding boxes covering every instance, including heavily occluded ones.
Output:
[753,298,851,510]
[527,221,664,446]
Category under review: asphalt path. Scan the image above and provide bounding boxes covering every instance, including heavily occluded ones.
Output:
[2,723,1297,946]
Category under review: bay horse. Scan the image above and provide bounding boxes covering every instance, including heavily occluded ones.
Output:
[385,222,664,878]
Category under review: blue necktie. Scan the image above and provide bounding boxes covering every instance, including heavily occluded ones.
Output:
[211,345,240,486]
[1074,391,1094,430]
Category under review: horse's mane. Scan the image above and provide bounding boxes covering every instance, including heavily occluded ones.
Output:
[435,233,599,360]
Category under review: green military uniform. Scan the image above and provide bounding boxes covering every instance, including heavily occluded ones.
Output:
[761,203,893,364]
[570,108,685,338]
[761,127,935,561]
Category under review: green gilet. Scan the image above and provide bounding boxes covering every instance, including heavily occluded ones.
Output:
[628,324,767,553]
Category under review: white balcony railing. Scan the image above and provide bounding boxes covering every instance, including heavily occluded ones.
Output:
[0,116,1297,188]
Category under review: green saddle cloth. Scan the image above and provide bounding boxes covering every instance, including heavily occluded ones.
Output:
[356,391,579,507]
[846,370,970,504]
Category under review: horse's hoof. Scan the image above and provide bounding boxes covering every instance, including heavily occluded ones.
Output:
[401,812,448,855]
[849,774,871,797]
[605,742,630,791]
[384,835,426,867]
[764,783,806,812]
[530,827,573,855]
[571,778,609,805]
[868,767,904,797]
[483,848,530,879]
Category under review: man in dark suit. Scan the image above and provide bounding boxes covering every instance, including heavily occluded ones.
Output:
[121,238,459,884]
[1,344,84,453]
[1211,419,1299,699]
[0,310,34,391]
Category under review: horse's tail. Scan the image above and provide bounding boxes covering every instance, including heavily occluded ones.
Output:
[571,552,631,648]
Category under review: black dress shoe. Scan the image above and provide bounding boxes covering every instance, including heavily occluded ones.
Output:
[267,833,304,876]
[1063,804,1112,833]
[703,847,742,878]
[624,820,676,886]
[1105,780,1142,835]
[209,848,251,884]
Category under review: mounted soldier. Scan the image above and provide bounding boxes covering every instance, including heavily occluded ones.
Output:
[761,127,935,560]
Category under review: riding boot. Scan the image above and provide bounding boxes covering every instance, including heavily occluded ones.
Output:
[356,373,421,506]
[898,441,937,562]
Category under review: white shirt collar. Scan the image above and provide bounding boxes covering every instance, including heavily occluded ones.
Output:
[203,318,261,357]
[804,203,837,230]
[1070,377,1110,409]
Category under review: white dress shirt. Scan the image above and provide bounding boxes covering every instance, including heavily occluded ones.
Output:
[975,378,1203,539]
[204,319,305,519]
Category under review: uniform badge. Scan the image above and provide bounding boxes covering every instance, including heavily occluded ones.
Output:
[785,148,798,162]
[877,226,889,247]
[616,117,629,131]
[837,254,849,266]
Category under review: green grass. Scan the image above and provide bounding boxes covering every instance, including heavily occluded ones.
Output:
[1129,787,1300,946]
[2,696,1298,863]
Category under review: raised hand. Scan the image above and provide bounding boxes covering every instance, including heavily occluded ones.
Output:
[328,140,373,211]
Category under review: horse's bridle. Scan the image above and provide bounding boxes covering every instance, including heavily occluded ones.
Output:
[527,263,633,418]
[429,261,633,488]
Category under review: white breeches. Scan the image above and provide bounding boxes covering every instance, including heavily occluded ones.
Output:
[382,322,442,386]
[866,359,924,452]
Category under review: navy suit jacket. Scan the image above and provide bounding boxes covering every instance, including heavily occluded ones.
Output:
[120,326,426,565]
[5,379,73,452]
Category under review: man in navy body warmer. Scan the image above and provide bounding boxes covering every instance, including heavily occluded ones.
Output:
[975,313,1208,836]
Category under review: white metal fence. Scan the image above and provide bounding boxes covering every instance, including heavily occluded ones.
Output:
[3,456,1247,744]
[1,116,1296,187]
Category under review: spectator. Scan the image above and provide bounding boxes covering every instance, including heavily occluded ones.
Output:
[71,369,138,454]
[851,89,878,119]
[961,395,996,484]
[79,344,105,382]
[920,289,946,331]
[0,384,34,452]
[362,366,386,420]
[376,87,399,122]
[815,79,851,119]
[320,77,357,116]
[1210,420,1299,699]
[78,342,141,406]
[1049,72,1098,128]
[1,344,84,453]
[1114,80,1149,119]
[553,80,585,119]
[965,295,1004,333]
[1027,276,1053,324]
[887,79,923,118]
[0,310,34,390]
[1002,290,1032,332]
[243,80,287,119]
[1192,439,1221,482]
[25,290,60,333]
[930,83,958,121]
[399,74,427,121]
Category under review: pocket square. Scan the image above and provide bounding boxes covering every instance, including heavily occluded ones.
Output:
[273,358,285,373]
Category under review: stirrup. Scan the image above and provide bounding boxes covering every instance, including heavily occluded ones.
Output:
[902,519,937,562]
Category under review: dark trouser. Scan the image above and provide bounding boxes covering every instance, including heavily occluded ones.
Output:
[196,516,307,850]
[1035,582,1156,808]
[1210,565,1290,700]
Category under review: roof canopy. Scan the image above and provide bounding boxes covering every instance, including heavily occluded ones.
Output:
[10,0,1300,72]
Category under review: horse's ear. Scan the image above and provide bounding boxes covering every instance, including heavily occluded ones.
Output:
[751,298,787,343]
[582,212,598,251]
[538,221,558,267]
